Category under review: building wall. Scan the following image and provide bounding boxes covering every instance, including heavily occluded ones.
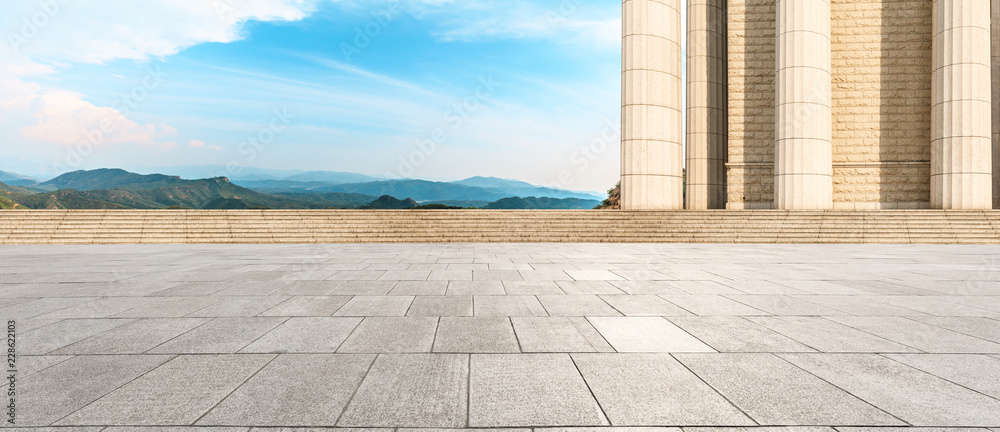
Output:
[727,0,775,209]
[993,0,999,209]
[727,0,935,209]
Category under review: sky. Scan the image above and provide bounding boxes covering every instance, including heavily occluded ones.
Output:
[0,0,624,193]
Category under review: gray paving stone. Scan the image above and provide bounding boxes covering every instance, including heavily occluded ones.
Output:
[881,296,996,317]
[565,270,625,281]
[18,355,75,378]
[474,295,548,316]
[511,317,614,353]
[329,270,385,280]
[668,316,816,353]
[377,270,430,281]
[20,318,134,355]
[0,297,100,320]
[389,281,449,295]
[473,270,523,281]
[331,281,399,296]
[790,295,928,316]
[610,269,673,281]
[557,281,626,294]
[58,354,275,426]
[659,295,770,316]
[52,318,209,354]
[273,280,345,296]
[427,270,474,281]
[19,354,172,426]
[600,295,692,316]
[470,354,607,427]
[907,316,1000,343]
[502,281,565,295]
[718,280,809,295]
[241,317,362,353]
[407,295,474,316]
[337,317,438,353]
[149,317,286,354]
[827,316,1000,353]
[746,317,918,353]
[448,281,506,295]
[32,297,152,319]
[259,296,352,316]
[782,353,1000,426]
[610,281,686,295]
[666,280,746,295]
[884,354,1000,399]
[676,353,903,425]
[113,296,227,318]
[537,295,622,316]
[518,269,574,281]
[188,296,288,317]
[724,295,842,316]
[434,317,520,353]
[573,353,754,426]
[589,317,715,353]
[334,296,414,316]
[339,354,468,427]
[198,354,375,426]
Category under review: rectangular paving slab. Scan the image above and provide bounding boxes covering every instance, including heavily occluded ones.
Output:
[537,295,622,316]
[51,318,210,354]
[884,354,1000,399]
[337,317,438,353]
[746,316,918,353]
[334,296,415,316]
[148,317,287,354]
[512,317,615,353]
[572,353,754,426]
[407,295,474,316]
[338,354,468,427]
[198,354,375,426]
[241,317,362,353]
[434,317,520,353]
[668,316,817,353]
[474,295,548,316]
[588,317,715,353]
[20,318,134,355]
[469,353,608,427]
[57,354,275,426]
[258,295,352,316]
[826,316,1000,353]
[675,353,904,425]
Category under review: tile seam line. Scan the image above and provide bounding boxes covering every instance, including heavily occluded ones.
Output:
[568,353,613,426]
[192,352,281,426]
[334,353,380,427]
[670,352,760,426]
[878,352,1000,403]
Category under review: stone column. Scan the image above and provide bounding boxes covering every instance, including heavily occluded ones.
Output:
[932,0,993,209]
[622,0,684,210]
[774,0,833,210]
[686,0,728,209]
[992,0,999,209]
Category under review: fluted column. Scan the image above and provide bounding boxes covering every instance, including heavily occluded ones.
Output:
[622,0,683,210]
[686,0,728,209]
[932,0,993,209]
[992,0,999,209]
[774,0,832,210]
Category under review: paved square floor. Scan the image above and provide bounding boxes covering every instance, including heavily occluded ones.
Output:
[3,243,1000,431]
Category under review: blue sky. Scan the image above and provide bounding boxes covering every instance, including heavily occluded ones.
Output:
[0,0,622,192]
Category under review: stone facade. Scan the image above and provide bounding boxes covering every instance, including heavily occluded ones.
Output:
[993,0,1000,209]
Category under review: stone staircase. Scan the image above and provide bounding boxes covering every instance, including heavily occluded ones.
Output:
[0,209,999,244]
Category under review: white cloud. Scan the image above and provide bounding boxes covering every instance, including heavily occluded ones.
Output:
[189,139,205,148]
[21,90,177,147]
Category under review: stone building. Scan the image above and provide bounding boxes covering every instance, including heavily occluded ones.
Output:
[622,0,999,210]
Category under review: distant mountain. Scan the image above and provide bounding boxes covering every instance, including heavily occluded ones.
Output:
[483,196,602,210]
[0,170,43,186]
[132,165,308,181]
[43,169,188,191]
[423,200,491,209]
[283,171,380,184]
[453,176,537,190]
[241,179,602,203]
[359,195,419,209]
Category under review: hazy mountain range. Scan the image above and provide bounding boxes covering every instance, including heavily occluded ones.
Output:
[0,168,602,210]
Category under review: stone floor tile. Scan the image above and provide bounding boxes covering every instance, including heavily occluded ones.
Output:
[718,280,810,295]
[502,281,565,295]
[427,270,474,281]
[0,297,100,320]
[434,317,520,353]
[18,355,172,426]
[241,317,362,353]
[32,297,152,320]
[609,269,673,281]
[565,270,626,281]
[148,317,286,354]
[151,281,230,297]
[609,281,688,295]
[557,281,626,295]
[339,354,468,427]
[470,354,607,427]
[511,317,614,353]
[659,295,770,316]
[337,317,438,353]
[113,296,227,318]
[212,280,294,296]
[57,354,275,426]
[330,281,398,296]
[573,353,754,426]
[781,353,1000,426]
[271,280,346,296]
[668,316,817,353]
[884,354,1000,399]
[259,296,352,316]
[377,270,430,281]
[790,296,928,317]
[665,281,747,295]
[20,318,134,355]
[52,318,209,354]
[746,317,918,353]
[600,295,692,316]
[589,317,715,353]
[518,270,575,281]
[827,316,1000,353]
[407,295,474,316]
[907,316,1000,343]
[388,281,449,295]
[676,353,903,425]
[831,280,940,296]
[724,295,842,316]
[537,295,622,316]
[880,296,996,317]
[473,270,524,281]
[188,296,288,317]
[328,270,386,281]
[18,355,75,378]
[198,354,375,426]
[448,281,506,295]
[474,295,548,316]
[334,295,414,316]
[774,280,873,295]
